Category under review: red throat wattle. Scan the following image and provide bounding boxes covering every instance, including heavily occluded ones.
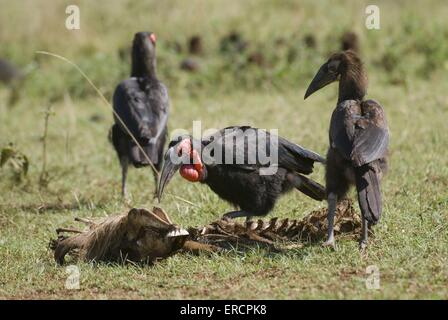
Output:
[179,165,200,182]
[177,139,204,182]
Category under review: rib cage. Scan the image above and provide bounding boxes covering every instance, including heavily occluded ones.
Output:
[189,199,361,250]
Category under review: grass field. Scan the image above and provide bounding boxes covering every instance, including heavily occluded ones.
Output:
[0,0,447,299]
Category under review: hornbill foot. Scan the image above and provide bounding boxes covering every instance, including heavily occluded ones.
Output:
[359,240,368,252]
[122,192,132,206]
[322,238,336,249]
[152,190,159,202]
[121,184,128,198]
[222,210,251,220]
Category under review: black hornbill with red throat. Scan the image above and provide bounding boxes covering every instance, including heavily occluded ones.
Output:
[304,50,389,249]
[110,32,169,197]
[157,126,326,220]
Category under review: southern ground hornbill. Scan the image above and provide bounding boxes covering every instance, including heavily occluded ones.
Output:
[110,32,169,197]
[304,50,389,249]
[157,126,326,220]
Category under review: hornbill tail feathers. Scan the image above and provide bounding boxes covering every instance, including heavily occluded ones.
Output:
[355,165,382,224]
[293,174,326,201]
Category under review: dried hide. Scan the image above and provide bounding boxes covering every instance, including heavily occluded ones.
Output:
[50,200,361,264]
[50,207,189,265]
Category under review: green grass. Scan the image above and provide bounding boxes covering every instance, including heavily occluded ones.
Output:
[0,0,447,299]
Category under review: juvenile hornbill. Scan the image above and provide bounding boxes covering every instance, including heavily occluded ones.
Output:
[110,32,169,197]
[157,126,326,220]
[304,50,389,249]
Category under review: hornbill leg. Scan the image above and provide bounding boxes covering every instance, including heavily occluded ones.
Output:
[230,205,251,221]
[322,193,337,248]
[359,218,369,251]
[120,157,129,198]
[222,210,252,220]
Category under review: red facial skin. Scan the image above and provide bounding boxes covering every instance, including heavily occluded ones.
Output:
[149,33,157,44]
[179,165,200,182]
[176,139,204,182]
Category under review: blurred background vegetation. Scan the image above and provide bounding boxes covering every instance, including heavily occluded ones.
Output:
[0,0,447,299]
[1,0,447,102]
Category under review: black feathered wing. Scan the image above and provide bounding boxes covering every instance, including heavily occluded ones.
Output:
[329,99,388,166]
[112,78,169,166]
[351,100,389,166]
[201,126,324,174]
[330,99,388,223]
[113,78,169,141]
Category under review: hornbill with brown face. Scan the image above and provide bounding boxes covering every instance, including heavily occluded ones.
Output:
[157,126,326,220]
[110,32,169,197]
[304,50,389,249]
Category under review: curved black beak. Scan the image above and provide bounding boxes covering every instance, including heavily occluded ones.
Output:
[157,147,187,202]
[304,63,338,99]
